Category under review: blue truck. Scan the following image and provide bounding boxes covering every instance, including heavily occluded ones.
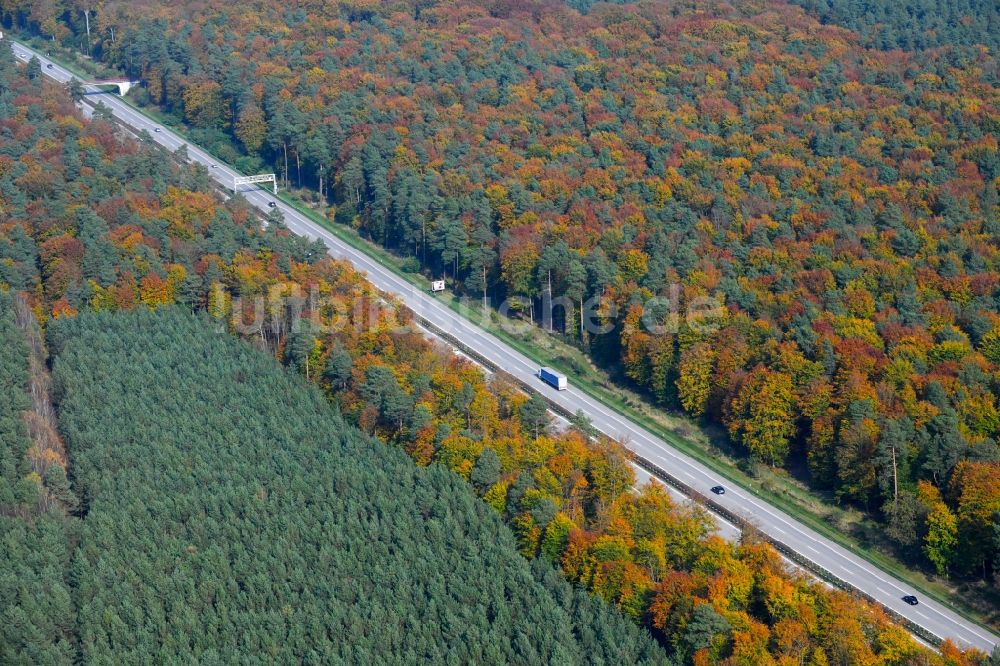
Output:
[538,367,568,391]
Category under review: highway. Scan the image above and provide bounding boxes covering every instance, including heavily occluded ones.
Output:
[9,38,997,654]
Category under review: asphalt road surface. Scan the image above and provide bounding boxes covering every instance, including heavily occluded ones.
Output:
[10,38,997,654]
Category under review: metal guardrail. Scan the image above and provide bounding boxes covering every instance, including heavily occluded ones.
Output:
[413,313,945,648]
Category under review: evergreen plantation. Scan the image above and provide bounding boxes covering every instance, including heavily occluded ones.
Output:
[0,514,75,665]
[0,292,31,507]
[8,306,670,665]
[0,293,76,665]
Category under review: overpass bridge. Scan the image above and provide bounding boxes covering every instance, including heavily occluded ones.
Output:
[0,35,138,94]
[84,79,139,95]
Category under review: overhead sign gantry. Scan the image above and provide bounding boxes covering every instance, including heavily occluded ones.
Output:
[234,174,278,195]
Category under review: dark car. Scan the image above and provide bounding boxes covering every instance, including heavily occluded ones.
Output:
[711,485,725,495]
[46,63,53,69]
[902,595,918,606]
[268,201,277,208]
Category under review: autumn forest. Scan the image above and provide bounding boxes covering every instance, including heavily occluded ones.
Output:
[0,0,999,663]
[18,0,997,587]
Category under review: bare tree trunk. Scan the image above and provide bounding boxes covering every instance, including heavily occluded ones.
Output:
[83,8,92,57]
[282,142,289,188]
[891,444,898,501]
[547,269,553,332]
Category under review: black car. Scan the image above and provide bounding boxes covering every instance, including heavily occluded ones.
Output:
[902,595,918,606]
[46,63,53,69]
[710,485,725,495]
[268,201,277,208]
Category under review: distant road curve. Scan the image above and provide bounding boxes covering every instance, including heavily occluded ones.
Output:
[9,38,996,654]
